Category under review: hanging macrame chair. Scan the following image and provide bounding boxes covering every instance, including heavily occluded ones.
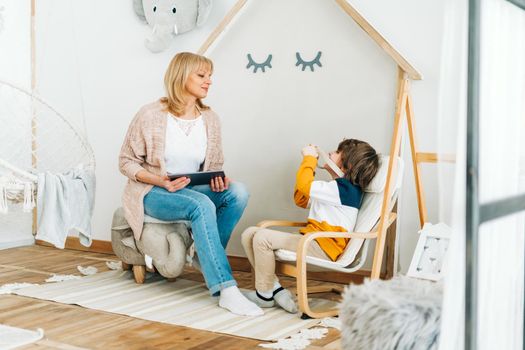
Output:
[0,80,95,213]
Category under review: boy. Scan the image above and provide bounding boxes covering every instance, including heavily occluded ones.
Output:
[241,139,380,313]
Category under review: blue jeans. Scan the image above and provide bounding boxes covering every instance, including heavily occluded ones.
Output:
[143,182,249,295]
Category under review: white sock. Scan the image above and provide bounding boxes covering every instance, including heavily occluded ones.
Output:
[272,282,298,314]
[255,280,282,299]
[257,289,273,299]
[244,290,275,308]
[219,286,264,316]
[272,280,282,292]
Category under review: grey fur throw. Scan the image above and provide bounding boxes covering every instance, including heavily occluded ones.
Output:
[339,276,442,350]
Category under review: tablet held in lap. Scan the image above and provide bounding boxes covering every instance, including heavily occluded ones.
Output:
[168,170,226,186]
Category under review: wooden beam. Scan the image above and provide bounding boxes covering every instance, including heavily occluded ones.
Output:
[416,152,456,163]
[406,92,428,227]
[383,202,398,279]
[370,68,407,279]
[198,0,423,82]
[334,0,422,80]
[197,0,248,55]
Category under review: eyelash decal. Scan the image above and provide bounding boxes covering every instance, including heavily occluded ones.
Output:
[295,51,323,72]
[246,54,273,73]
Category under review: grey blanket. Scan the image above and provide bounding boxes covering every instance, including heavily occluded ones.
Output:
[35,165,95,249]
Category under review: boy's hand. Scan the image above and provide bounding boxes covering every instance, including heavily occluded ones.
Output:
[302,144,319,158]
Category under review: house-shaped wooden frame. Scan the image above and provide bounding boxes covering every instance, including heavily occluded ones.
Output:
[197,0,448,318]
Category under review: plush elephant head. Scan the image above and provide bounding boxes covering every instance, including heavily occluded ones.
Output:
[133,0,212,53]
[136,222,192,278]
[111,207,193,279]
[111,208,147,266]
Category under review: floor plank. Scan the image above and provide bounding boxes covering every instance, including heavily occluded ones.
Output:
[0,245,341,349]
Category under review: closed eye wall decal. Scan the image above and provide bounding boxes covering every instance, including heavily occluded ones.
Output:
[246,54,273,73]
[295,51,323,72]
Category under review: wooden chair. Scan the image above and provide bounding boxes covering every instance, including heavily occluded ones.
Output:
[250,68,445,318]
[256,155,404,319]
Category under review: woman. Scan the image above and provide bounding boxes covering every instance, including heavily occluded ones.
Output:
[119,52,263,316]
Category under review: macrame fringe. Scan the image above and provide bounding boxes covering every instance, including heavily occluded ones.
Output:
[0,183,7,214]
[22,181,35,212]
[0,174,36,214]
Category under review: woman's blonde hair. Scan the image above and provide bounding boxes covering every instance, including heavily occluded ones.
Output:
[161,52,213,116]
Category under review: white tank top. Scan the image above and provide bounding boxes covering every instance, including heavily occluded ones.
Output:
[164,114,207,174]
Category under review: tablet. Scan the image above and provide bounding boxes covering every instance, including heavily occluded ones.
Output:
[167,170,226,186]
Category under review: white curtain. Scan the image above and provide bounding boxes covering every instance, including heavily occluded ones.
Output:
[438,0,525,349]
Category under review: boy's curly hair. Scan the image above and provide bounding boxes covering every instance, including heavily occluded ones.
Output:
[338,139,380,189]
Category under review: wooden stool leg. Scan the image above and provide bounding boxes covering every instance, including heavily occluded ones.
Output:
[132,265,146,284]
[122,262,131,271]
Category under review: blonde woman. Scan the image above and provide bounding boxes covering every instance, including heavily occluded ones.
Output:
[119,52,263,316]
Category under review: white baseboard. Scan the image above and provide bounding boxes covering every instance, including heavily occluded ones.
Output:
[0,236,35,250]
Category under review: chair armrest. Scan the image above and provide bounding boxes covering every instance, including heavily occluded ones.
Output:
[301,231,378,241]
[257,213,396,230]
[295,212,398,265]
[256,220,308,228]
[296,231,377,265]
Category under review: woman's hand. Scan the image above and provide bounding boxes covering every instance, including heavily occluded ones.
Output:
[160,176,191,192]
[210,176,230,192]
[302,144,319,158]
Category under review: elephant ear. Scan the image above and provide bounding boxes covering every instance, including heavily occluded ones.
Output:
[133,0,147,23]
[196,0,212,27]
[121,236,138,250]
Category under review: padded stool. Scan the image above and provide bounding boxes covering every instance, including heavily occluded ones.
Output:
[111,207,192,284]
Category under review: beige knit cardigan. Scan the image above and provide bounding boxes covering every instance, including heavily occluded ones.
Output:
[119,100,224,240]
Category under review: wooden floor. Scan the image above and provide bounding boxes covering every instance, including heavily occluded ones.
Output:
[0,245,342,350]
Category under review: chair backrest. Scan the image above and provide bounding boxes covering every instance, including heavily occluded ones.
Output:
[336,155,404,267]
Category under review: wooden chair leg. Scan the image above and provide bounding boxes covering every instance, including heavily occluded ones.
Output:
[331,285,344,295]
[132,265,146,284]
[121,262,131,271]
[307,285,344,295]
[296,261,339,319]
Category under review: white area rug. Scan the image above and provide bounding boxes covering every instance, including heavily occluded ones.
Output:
[0,324,44,349]
[13,270,334,341]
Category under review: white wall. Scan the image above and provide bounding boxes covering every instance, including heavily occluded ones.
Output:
[0,0,34,248]
[348,0,446,271]
[205,0,397,265]
[18,0,444,272]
